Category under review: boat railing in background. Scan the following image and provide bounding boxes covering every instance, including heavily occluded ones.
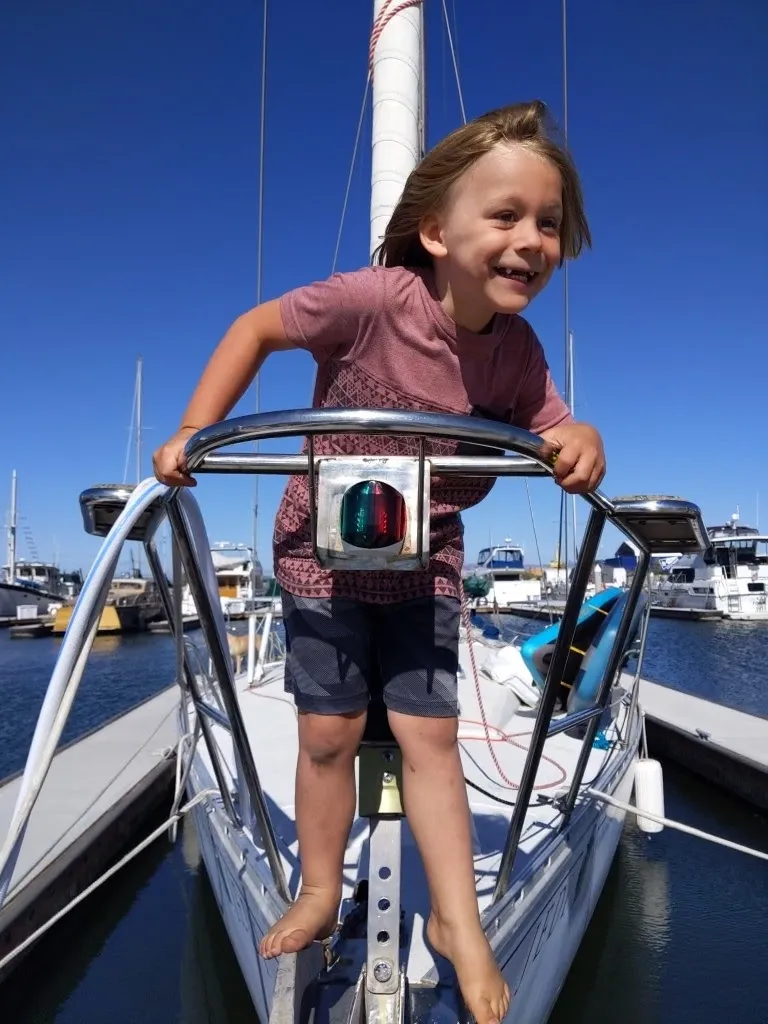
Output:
[246,602,286,686]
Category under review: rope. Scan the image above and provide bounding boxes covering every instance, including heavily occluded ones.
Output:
[588,788,768,862]
[168,725,201,843]
[458,717,567,790]
[640,706,649,760]
[0,787,217,973]
[369,0,424,77]
[7,702,178,892]
[460,598,568,791]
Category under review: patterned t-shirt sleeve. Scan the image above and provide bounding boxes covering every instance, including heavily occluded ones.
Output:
[279,267,383,363]
[513,323,574,434]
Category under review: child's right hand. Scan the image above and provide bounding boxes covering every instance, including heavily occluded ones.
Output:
[152,426,200,487]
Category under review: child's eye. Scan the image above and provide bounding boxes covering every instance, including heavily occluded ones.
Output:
[540,217,561,232]
[494,211,516,223]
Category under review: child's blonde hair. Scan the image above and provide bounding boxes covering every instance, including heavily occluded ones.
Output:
[374,100,591,269]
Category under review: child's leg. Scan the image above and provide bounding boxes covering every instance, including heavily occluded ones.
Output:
[379,597,511,1024]
[259,594,370,959]
[387,711,510,1024]
[260,708,366,957]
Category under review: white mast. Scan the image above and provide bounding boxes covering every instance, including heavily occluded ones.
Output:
[369,0,425,259]
[6,471,17,584]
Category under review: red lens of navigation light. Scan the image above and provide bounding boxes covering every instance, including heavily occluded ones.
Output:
[340,480,407,550]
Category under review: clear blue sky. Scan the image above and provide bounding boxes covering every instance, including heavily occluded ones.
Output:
[2,0,766,576]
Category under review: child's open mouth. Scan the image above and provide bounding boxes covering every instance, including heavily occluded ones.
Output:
[493,266,537,284]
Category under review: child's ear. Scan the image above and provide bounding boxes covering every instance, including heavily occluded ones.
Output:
[419,213,448,259]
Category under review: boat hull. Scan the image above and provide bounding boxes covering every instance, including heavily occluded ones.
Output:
[493,755,635,1020]
[653,586,768,621]
[52,602,163,634]
[187,727,638,1024]
[0,582,64,619]
[188,774,281,1024]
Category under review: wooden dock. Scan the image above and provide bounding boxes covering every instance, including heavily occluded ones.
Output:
[0,686,179,977]
[638,678,768,812]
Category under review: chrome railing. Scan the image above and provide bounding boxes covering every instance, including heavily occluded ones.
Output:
[79,483,291,904]
[73,409,708,915]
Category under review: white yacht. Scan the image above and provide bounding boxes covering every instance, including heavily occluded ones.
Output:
[2,472,81,619]
[464,540,542,610]
[653,513,768,620]
[182,542,265,618]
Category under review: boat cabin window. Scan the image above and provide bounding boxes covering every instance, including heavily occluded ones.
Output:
[669,568,695,584]
[712,541,760,573]
[477,548,524,569]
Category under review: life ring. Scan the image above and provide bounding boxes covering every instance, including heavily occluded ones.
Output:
[566,591,647,715]
[520,587,624,706]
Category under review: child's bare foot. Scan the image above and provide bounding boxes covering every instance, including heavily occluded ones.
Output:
[259,886,339,959]
[426,913,511,1024]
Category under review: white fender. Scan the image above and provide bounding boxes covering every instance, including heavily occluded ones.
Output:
[634,758,665,833]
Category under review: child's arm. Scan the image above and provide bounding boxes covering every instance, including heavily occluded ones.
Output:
[153,299,296,486]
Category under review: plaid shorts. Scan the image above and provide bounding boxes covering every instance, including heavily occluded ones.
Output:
[282,591,459,718]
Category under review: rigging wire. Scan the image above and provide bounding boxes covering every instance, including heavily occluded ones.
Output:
[251,0,270,567]
[441,0,466,123]
[331,73,372,274]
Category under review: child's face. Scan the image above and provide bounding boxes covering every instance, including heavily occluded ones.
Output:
[424,144,563,329]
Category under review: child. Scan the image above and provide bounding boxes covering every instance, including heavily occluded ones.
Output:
[154,100,605,1024]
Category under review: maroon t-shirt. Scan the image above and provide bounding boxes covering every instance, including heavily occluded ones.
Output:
[274,265,572,603]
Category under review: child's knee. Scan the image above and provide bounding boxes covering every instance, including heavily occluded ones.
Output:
[299,710,366,766]
[387,710,458,758]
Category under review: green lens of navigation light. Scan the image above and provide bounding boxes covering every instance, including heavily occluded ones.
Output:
[339,480,407,550]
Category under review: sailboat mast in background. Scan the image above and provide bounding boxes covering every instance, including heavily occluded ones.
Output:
[5,471,18,585]
[135,355,143,483]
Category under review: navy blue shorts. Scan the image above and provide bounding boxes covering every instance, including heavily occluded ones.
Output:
[282,592,460,718]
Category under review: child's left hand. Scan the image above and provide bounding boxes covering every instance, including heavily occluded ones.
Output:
[539,423,606,494]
